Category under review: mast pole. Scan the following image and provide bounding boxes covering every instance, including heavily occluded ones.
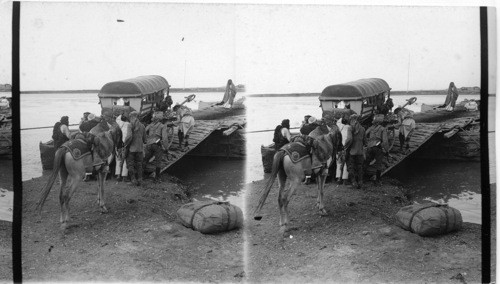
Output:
[406,53,410,93]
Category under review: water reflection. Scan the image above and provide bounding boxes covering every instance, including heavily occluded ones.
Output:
[388,159,481,224]
[167,156,245,209]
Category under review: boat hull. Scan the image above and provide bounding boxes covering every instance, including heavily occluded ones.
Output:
[39,140,56,170]
[188,129,246,159]
[0,107,12,156]
[416,123,480,161]
[260,144,276,173]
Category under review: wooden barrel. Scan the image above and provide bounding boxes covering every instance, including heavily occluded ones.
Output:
[261,144,276,173]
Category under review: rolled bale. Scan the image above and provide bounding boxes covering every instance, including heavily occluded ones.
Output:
[261,144,276,173]
[177,201,243,234]
[396,203,463,237]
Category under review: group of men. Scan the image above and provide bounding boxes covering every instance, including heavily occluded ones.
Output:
[273,106,416,189]
[52,96,196,187]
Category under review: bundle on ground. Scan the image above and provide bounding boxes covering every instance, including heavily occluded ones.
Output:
[177,201,243,234]
[396,203,463,236]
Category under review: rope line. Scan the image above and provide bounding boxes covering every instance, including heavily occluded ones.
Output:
[21,123,80,131]
[243,126,300,134]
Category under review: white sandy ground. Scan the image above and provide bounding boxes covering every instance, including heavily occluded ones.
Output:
[0,188,12,222]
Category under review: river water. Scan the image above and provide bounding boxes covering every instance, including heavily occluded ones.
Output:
[20,92,491,224]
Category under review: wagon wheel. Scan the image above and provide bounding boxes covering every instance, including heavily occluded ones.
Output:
[387,126,396,152]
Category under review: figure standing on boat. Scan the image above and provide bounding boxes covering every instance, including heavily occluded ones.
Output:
[216,79,237,108]
[441,82,459,112]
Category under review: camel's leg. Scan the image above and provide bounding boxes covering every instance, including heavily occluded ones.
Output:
[62,172,82,226]
[316,168,328,216]
[60,157,86,232]
[96,156,112,212]
[97,171,108,213]
[96,170,102,205]
[278,175,300,238]
[277,169,287,227]
[58,169,69,232]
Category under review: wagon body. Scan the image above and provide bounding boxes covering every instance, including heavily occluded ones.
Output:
[98,75,170,122]
[320,78,400,150]
[319,78,391,125]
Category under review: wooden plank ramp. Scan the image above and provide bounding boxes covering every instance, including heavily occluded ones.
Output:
[381,123,441,175]
[381,117,478,175]
[145,116,246,175]
[183,115,246,159]
[144,120,221,174]
[188,115,247,159]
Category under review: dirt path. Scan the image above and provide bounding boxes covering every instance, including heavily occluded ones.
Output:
[21,167,493,282]
[0,221,12,282]
[245,177,489,283]
[22,173,244,282]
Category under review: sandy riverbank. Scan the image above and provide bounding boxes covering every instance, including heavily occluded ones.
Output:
[0,220,12,282]
[21,168,494,282]
[22,173,245,282]
[245,177,493,283]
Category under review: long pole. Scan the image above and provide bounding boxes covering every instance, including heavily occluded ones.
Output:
[21,124,80,131]
[184,59,186,89]
[183,37,186,90]
[243,127,301,134]
[406,53,410,93]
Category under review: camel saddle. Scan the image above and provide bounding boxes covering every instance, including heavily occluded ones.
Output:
[281,142,310,163]
[62,134,107,170]
[62,139,91,160]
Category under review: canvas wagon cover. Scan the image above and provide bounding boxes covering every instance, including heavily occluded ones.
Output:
[98,75,169,98]
[320,78,390,101]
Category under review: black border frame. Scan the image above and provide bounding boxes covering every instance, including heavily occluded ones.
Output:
[9,3,494,283]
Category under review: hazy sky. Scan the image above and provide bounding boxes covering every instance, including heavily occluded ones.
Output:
[0,1,495,93]
[0,2,12,86]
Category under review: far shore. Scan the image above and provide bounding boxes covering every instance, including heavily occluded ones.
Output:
[247,89,480,97]
[6,89,482,97]
[17,87,245,94]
